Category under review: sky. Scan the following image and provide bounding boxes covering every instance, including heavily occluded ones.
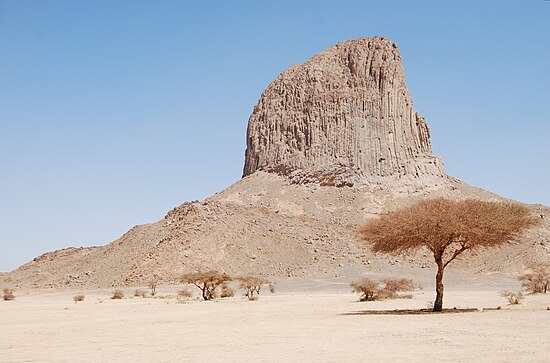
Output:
[0,0,548,272]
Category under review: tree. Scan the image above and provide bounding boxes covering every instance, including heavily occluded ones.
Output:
[518,262,550,294]
[360,198,539,312]
[180,271,232,301]
[237,276,275,300]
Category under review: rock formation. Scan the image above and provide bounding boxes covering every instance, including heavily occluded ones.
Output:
[1,36,548,289]
[243,37,446,186]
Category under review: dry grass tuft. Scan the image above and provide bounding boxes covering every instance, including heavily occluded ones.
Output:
[134,289,147,298]
[177,288,192,298]
[111,290,124,300]
[73,295,85,303]
[220,285,235,298]
[2,288,15,301]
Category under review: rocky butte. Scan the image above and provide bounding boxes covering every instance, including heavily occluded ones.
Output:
[243,37,445,187]
[1,37,548,289]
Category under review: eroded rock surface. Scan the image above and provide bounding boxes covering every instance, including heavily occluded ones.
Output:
[243,37,446,186]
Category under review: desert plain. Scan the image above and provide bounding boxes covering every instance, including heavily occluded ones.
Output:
[2,268,550,363]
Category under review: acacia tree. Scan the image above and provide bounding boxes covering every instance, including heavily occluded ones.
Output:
[237,276,275,300]
[180,271,232,301]
[518,262,550,294]
[360,198,539,312]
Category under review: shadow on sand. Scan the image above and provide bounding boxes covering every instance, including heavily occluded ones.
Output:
[341,307,502,315]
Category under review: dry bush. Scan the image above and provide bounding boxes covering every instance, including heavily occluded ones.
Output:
[518,263,550,294]
[350,277,416,302]
[134,289,147,298]
[2,288,15,301]
[500,290,524,304]
[148,276,159,297]
[361,198,540,311]
[180,271,232,300]
[351,278,380,301]
[111,290,124,300]
[379,278,417,299]
[220,284,235,298]
[73,295,85,303]
[237,276,276,301]
[177,288,192,298]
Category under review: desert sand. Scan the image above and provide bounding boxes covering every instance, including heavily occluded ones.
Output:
[2,272,550,362]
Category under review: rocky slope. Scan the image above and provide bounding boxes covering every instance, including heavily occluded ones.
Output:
[2,37,548,289]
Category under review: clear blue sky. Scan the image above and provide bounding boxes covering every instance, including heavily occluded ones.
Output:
[1,0,548,272]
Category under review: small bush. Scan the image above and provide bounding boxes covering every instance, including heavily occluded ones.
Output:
[177,289,192,298]
[2,288,15,301]
[220,285,235,298]
[148,276,159,297]
[134,289,147,298]
[350,278,380,301]
[500,290,524,304]
[111,290,124,300]
[351,277,416,301]
[73,295,85,303]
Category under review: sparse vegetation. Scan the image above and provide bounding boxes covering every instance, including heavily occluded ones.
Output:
[518,262,550,294]
[350,277,416,301]
[134,289,147,298]
[111,290,124,299]
[220,284,235,298]
[180,271,232,301]
[361,198,539,311]
[500,290,524,304]
[237,276,276,301]
[2,288,15,301]
[148,276,159,297]
[73,295,85,303]
[177,288,193,298]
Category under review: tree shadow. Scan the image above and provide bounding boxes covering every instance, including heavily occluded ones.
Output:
[341,307,502,315]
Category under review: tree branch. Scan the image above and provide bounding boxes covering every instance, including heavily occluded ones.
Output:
[443,244,469,268]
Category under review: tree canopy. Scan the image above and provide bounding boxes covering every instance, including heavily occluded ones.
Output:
[360,198,540,311]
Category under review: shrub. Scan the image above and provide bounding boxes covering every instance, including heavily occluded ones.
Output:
[237,276,275,301]
[220,284,235,298]
[177,288,192,298]
[111,290,124,299]
[134,289,147,298]
[500,290,524,304]
[180,271,232,301]
[518,263,550,294]
[2,288,14,301]
[148,276,159,297]
[351,277,416,301]
[73,295,85,303]
[350,278,380,301]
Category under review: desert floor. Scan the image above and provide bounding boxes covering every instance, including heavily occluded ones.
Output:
[2,272,550,362]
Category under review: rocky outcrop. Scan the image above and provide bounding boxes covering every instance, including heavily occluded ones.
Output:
[243,37,446,186]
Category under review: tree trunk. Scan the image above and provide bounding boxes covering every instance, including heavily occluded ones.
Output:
[434,255,445,312]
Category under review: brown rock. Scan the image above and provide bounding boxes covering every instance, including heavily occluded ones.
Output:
[243,36,445,186]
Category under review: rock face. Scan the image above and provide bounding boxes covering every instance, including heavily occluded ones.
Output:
[243,37,446,185]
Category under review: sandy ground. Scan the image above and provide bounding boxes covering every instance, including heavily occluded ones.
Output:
[2,277,550,363]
